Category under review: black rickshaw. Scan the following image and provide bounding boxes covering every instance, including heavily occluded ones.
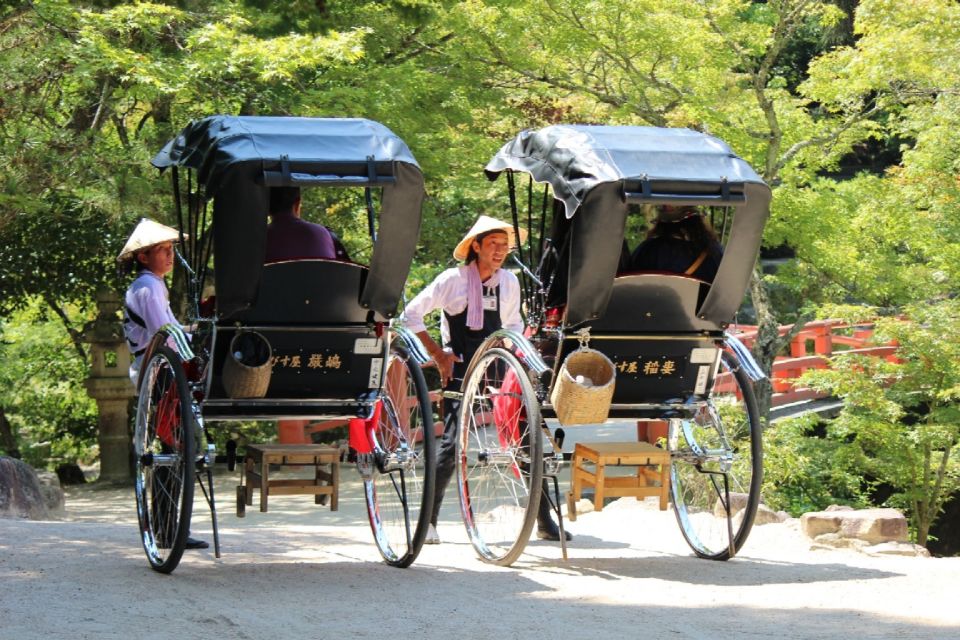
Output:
[133,116,436,573]
[448,125,769,566]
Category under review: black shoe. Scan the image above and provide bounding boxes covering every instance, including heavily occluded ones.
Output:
[185,536,209,550]
[536,519,572,541]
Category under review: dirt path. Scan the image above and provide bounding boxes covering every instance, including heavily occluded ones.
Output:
[1,470,958,640]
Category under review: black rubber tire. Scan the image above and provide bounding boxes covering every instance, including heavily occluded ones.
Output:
[456,347,543,566]
[133,344,196,574]
[670,350,763,560]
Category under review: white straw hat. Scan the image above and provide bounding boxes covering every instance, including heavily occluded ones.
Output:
[452,215,528,261]
[116,218,185,263]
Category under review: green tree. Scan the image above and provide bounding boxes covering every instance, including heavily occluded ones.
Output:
[799,303,960,546]
[435,0,883,418]
[0,306,97,468]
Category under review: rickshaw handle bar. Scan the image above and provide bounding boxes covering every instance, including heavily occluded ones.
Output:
[622,192,746,206]
[473,329,551,377]
[262,171,396,188]
[390,325,432,366]
[723,332,766,382]
[510,254,543,287]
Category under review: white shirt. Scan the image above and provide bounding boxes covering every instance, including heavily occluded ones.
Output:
[400,265,523,347]
[124,271,182,381]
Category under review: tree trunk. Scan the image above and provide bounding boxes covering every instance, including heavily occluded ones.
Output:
[748,267,781,425]
[0,406,21,459]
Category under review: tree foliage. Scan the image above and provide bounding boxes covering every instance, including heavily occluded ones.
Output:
[1,1,959,546]
[791,302,960,546]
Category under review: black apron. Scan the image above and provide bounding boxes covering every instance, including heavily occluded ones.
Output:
[431,280,503,524]
[444,283,502,389]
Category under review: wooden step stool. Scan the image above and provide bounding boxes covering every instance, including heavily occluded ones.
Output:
[567,441,671,521]
[238,444,340,516]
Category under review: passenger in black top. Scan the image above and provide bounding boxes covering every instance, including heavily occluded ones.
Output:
[630,205,723,282]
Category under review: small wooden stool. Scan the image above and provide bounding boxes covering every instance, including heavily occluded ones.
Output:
[238,444,340,516]
[567,441,671,521]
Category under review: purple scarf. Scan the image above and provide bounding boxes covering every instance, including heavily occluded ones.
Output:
[466,262,501,330]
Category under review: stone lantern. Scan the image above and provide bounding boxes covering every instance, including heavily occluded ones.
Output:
[83,289,136,483]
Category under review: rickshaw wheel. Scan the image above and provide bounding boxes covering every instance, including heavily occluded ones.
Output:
[670,351,763,560]
[364,345,436,568]
[457,347,543,566]
[133,344,196,574]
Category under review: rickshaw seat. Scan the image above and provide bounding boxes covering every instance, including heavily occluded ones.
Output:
[230,259,375,325]
[588,273,718,333]
[203,259,387,410]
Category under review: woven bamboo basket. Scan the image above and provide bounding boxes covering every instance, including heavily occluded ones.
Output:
[222,331,273,399]
[550,347,616,426]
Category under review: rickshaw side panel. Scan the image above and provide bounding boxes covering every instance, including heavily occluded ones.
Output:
[543,273,726,409]
[205,324,385,401]
[552,335,721,407]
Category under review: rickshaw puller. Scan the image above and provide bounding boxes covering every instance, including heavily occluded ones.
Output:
[118,218,208,551]
[401,215,571,544]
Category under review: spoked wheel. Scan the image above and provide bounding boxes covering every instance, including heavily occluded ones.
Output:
[364,345,436,568]
[133,344,196,573]
[457,347,542,566]
[670,350,763,560]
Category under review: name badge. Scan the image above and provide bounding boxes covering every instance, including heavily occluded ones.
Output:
[482,295,498,311]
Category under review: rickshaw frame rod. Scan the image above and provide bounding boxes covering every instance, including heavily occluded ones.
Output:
[195,464,222,558]
[139,453,181,468]
[222,324,383,334]
[696,467,738,558]
[562,333,719,342]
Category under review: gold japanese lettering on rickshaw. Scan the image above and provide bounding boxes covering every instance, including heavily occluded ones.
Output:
[614,357,679,376]
[265,352,345,370]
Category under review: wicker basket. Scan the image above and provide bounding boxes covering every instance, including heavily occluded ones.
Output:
[550,348,616,426]
[222,331,273,399]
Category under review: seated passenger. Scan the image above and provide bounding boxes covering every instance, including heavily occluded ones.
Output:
[265,186,349,262]
[629,205,723,282]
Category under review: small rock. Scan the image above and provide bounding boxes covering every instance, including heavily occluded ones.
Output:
[801,507,908,544]
[865,541,931,558]
[826,504,855,512]
[0,456,50,520]
[56,463,87,486]
[713,492,750,517]
[753,504,784,525]
[573,498,595,515]
[35,471,65,514]
[813,532,869,550]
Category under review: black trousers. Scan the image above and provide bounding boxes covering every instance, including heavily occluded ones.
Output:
[429,376,555,528]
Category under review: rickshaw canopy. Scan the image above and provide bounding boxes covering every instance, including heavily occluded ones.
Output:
[151,115,425,319]
[484,125,771,327]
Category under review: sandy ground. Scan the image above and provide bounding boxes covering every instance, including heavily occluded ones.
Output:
[2,458,959,640]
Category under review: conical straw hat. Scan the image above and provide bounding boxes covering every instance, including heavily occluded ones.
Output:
[116,218,185,263]
[452,215,528,261]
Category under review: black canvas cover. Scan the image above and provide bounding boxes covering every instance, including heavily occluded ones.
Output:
[485,125,771,327]
[151,116,424,319]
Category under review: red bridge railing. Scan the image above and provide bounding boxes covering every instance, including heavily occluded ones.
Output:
[728,319,899,407]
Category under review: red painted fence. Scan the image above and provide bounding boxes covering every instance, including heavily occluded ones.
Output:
[728,319,899,407]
